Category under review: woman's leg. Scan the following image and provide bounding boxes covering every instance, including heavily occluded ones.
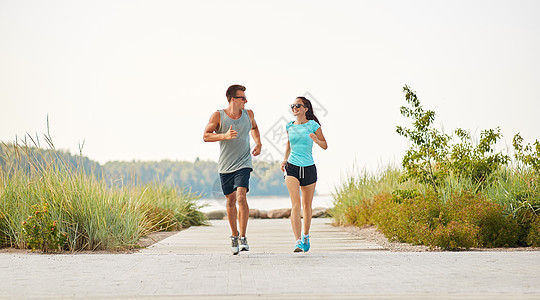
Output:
[300,182,316,235]
[285,176,302,240]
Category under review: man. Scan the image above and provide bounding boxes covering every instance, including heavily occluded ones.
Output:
[203,84,262,255]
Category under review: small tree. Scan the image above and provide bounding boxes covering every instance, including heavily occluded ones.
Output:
[513,133,540,173]
[396,85,450,193]
[450,127,509,186]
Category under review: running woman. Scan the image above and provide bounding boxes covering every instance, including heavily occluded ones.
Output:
[280,96,327,252]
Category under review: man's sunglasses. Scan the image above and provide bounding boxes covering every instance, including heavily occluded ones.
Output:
[290,104,306,109]
[233,96,247,100]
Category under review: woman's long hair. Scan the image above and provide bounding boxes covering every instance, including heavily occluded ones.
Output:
[297,96,321,125]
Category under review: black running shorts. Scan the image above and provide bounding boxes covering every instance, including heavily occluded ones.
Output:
[220,167,252,196]
[285,162,317,186]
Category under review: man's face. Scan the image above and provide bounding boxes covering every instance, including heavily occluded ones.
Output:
[231,91,247,108]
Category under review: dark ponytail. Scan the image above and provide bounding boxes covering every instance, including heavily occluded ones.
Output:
[297,96,321,125]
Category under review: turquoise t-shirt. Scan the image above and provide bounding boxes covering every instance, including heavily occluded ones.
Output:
[286,120,321,167]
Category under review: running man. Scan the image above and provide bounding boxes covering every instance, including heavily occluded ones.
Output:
[203,84,262,255]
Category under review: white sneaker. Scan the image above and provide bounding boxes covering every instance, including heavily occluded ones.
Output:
[231,235,239,255]
[239,236,249,251]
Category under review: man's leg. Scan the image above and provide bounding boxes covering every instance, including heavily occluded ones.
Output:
[225,192,239,237]
[236,187,249,237]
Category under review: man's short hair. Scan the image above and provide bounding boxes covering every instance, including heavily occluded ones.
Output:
[226,85,246,102]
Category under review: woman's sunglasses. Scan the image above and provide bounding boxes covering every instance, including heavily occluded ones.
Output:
[290,104,306,109]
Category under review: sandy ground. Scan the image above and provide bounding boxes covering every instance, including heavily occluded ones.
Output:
[340,224,540,252]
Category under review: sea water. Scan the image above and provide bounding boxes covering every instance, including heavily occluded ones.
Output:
[197,194,334,212]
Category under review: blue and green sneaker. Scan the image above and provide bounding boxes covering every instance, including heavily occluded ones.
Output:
[302,233,310,252]
[293,239,303,252]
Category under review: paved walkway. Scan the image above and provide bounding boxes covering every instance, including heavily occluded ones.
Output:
[142,218,384,254]
[1,218,540,299]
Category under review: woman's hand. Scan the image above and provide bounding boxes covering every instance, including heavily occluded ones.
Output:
[280,160,287,172]
[310,129,328,150]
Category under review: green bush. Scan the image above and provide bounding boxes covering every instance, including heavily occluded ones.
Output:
[431,221,479,250]
[343,193,390,228]
[391,189,420,204]
[21,202,67,252]
[368,191,520,250]
[526,215,540,246]
[341,191,437,246]
[371,193,401,241]
[514,210,540,247]
[375,192,441,246]
[442,192,519,248]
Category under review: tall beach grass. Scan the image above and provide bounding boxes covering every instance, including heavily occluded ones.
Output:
[332,167,416,225]
[0,141,207,251]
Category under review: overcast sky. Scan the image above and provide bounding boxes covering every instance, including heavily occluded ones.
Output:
[1,0,539,194]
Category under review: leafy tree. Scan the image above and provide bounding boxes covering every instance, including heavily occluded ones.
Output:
[513,133,540,173]
[397,85,509,193]
[396,85,451,193]
[450,127,509,186]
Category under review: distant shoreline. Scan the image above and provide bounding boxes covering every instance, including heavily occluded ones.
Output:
[197,194,334,213]
[198,193,334,201]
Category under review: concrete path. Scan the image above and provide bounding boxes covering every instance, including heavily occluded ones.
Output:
[142,218,384,254]
[1,218,540,299]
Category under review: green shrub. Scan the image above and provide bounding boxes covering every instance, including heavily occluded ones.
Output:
[22,202,67,252]
[514,210,540,247]
[374,192,441,245]
[391,189,420,204]
[343,193,390,228]
[443,192,519,247]
[371,193,401,241]
[370,191,520,250]
[432,221,479,250]
[526,215,540,246]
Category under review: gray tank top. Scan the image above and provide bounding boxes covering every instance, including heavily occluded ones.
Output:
[217,109,253,173]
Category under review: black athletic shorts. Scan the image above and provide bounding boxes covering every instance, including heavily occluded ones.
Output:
[285,162,317,186]
[219,167,252,196]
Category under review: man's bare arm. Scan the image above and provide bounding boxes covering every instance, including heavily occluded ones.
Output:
[247,109,262,156]
[203,111,237,142]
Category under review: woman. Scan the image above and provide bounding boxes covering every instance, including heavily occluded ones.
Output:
[280,96,328,252]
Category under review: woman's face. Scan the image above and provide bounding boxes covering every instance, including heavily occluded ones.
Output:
[291,98,308,117]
